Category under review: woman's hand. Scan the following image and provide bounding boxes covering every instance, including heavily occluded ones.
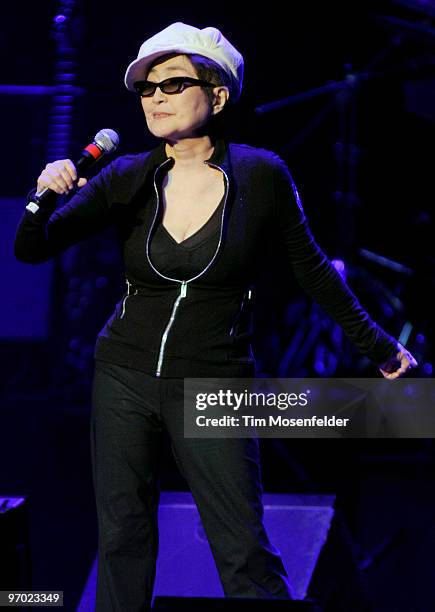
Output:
[36,159,87,195]
[378,342,418,379]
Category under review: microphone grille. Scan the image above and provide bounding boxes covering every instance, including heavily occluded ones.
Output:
[94,128,120,154]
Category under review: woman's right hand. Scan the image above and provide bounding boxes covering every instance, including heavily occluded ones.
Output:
[36,159,87,195]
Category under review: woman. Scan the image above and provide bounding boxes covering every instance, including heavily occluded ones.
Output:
[15,22,417,612]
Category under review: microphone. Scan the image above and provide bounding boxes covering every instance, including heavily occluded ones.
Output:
[26,128,120,213]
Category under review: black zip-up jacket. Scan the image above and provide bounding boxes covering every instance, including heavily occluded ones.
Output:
[14,139,398,377]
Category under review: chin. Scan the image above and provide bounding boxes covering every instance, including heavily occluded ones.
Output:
[146,119,206,141]
[147,123,177,140]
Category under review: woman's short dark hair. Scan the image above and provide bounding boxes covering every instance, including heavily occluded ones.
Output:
[187,54,235,106]
[187,54,235,138]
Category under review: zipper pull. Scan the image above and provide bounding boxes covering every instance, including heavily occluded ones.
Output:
[180,280,187,298]
[126,278,131,295]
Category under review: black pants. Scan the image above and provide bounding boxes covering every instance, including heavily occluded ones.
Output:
[90,360,292,611]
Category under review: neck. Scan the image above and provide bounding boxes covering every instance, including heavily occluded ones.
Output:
[164,136,215,169]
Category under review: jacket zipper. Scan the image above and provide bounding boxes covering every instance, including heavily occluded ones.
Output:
[155,280,187,377]
[120,279,137,319]
[147,157,230,377]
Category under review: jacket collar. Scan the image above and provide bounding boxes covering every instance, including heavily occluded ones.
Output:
[146,137,229,175]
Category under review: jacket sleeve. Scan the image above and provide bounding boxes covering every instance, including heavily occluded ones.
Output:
[14,159,121,264]
[271,153,398,365]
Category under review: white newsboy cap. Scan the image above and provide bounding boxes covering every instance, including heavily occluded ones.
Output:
[124,22,244,102]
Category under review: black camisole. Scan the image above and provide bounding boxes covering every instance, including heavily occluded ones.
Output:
[149,193,225,280]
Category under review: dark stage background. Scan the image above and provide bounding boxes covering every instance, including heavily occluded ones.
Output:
[1,1,434,610]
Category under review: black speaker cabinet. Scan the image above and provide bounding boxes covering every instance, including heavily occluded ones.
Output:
[153,493,371,611]
[77,493,372,612]
[0,496,31,590]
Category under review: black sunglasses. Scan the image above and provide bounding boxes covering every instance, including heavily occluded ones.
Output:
[133,76,216,97]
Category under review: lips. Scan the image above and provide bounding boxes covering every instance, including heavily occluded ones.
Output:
[153,113,173,119]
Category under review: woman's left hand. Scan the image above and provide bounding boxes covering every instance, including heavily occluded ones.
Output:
[378,342,418,379]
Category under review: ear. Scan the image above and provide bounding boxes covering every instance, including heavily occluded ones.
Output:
[211,86,230,115]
